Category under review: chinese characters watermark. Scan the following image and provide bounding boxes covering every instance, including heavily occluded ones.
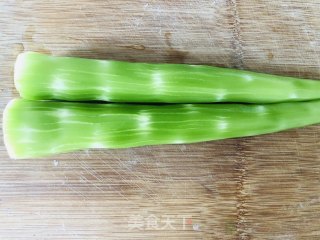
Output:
[128,214,201,231]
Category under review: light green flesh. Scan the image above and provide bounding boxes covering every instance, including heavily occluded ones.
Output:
[4,99,320,159]
[15,52,320,103]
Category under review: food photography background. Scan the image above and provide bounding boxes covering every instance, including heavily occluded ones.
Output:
[0,1,320,239]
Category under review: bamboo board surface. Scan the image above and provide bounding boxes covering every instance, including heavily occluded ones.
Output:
[0,1,320,239]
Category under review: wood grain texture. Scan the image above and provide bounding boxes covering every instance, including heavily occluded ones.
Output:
[0,0,320,239]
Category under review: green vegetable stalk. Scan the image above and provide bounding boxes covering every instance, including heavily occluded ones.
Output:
[4,99,320,159]
[15,52,320,103]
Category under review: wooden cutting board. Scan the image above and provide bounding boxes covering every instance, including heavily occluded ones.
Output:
[0,1,319,239]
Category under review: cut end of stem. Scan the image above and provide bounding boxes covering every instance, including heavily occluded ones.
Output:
[3,99,20,159]
[14,52,28,94]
